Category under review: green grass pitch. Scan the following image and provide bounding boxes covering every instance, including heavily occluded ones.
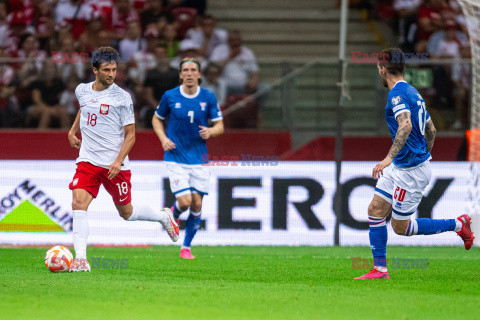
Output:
[1,246,479,320]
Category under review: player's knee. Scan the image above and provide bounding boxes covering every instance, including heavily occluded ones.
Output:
[368,202,384,217]
[190,200,202,212]
[177,196,192,210]
[72,198,88,211]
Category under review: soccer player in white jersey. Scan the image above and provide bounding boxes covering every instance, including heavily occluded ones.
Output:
[355,48,474,279]
[67,47,179,272]
[152,57,224,259]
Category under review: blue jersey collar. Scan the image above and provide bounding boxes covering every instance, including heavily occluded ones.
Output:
[392,80,407,89]
[180,85,201,99]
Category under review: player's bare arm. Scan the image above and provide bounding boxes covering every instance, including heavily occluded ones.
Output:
[373,111,412,179]
[425,119,436,153]
[152,115,176,151]
[68,110,82,149]
[108,124,135,180]
[199,120,224,140]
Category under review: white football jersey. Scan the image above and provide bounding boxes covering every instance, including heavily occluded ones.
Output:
[75,82,135,170]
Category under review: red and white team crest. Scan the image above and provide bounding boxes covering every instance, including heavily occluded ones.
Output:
[200,102,206,111]
[100,104,110,115]
[72,178,79,186]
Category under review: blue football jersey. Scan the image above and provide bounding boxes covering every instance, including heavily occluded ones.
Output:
[155,85,223,165]
[385,81,431,167]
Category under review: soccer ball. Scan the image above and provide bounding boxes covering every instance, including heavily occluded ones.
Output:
[44,246,73,272]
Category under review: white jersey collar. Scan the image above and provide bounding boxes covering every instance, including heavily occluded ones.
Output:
[180,85,200,99]
[89,81,115,93]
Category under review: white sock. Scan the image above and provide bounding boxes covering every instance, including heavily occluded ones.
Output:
[128,205,168,224]
[72,210,88,259]
[374,266,388,273]
[455,219,462,232]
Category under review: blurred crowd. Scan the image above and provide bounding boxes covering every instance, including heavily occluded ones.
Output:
[374,0,473,130]
[0,0,262,129]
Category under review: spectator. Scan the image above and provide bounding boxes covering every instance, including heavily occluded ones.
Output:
[128,26,159,84]
[184,14,227,59]
[32,0,56,51]
[102,0,140,41]
[435,21,460,58]
[166,0,206,16]
[78,11,112,54]
[169,39,207,70]
[26,60,68,129]
[163,23,180,58]
[210,30,261,96]
[427,24,467,57]
[0,45,22,128]
[142,42,178,127]
[140,0,175,32]
[0,1,17,56]
[59,75,80,123]
[393,0,422,52]
[416,0,448,53]
[451,42,471,130]
[119,20,145,62]
[202,63,226,107]
[17,33,47,72]
[55,35,86,82]
[54,0,94,39]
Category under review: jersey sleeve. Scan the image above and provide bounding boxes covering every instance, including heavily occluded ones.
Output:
[388,92,411,119]
[208,92,223,121]
[119,94,135,126]
[74,83,84,101]
[155,93,170,120]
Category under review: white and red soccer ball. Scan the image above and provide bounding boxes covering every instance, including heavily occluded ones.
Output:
[44,246,73,272]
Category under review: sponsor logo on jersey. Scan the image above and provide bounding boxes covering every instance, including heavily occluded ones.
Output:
[100,104,109,115]
[391,96,402,105]
[175,103,181,109]
[200,102,206,111]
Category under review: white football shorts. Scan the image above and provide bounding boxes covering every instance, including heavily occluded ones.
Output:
[374,160,432,220]
[165,162,210,197]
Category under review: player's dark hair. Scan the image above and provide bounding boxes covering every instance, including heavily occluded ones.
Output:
[92,46,119,70]
[378,48,405,76]
[179,57,202,84]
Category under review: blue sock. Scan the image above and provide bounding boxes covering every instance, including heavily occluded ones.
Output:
[405,218,456,236]
[183,211,201,248]
[369,216,388,268]
[172,201,184,220]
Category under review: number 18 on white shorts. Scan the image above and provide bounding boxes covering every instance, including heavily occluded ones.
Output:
[166,162,211,197]
[374,161,432,220]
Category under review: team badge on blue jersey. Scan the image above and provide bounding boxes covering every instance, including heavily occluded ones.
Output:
[175,103,181,108]
[391,96,402,105]
[200,102,206,111]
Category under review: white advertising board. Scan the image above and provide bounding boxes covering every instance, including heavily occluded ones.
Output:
[0,161,469,246]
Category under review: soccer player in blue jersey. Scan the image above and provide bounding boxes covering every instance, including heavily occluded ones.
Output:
[152,57,224,259]
[355,48,474,279]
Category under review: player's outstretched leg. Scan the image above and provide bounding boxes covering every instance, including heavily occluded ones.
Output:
[70,209,91,272]
[355,196,390,280]
[180,210,201,259]
[401,215,474,250]
[125,205,179,242]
